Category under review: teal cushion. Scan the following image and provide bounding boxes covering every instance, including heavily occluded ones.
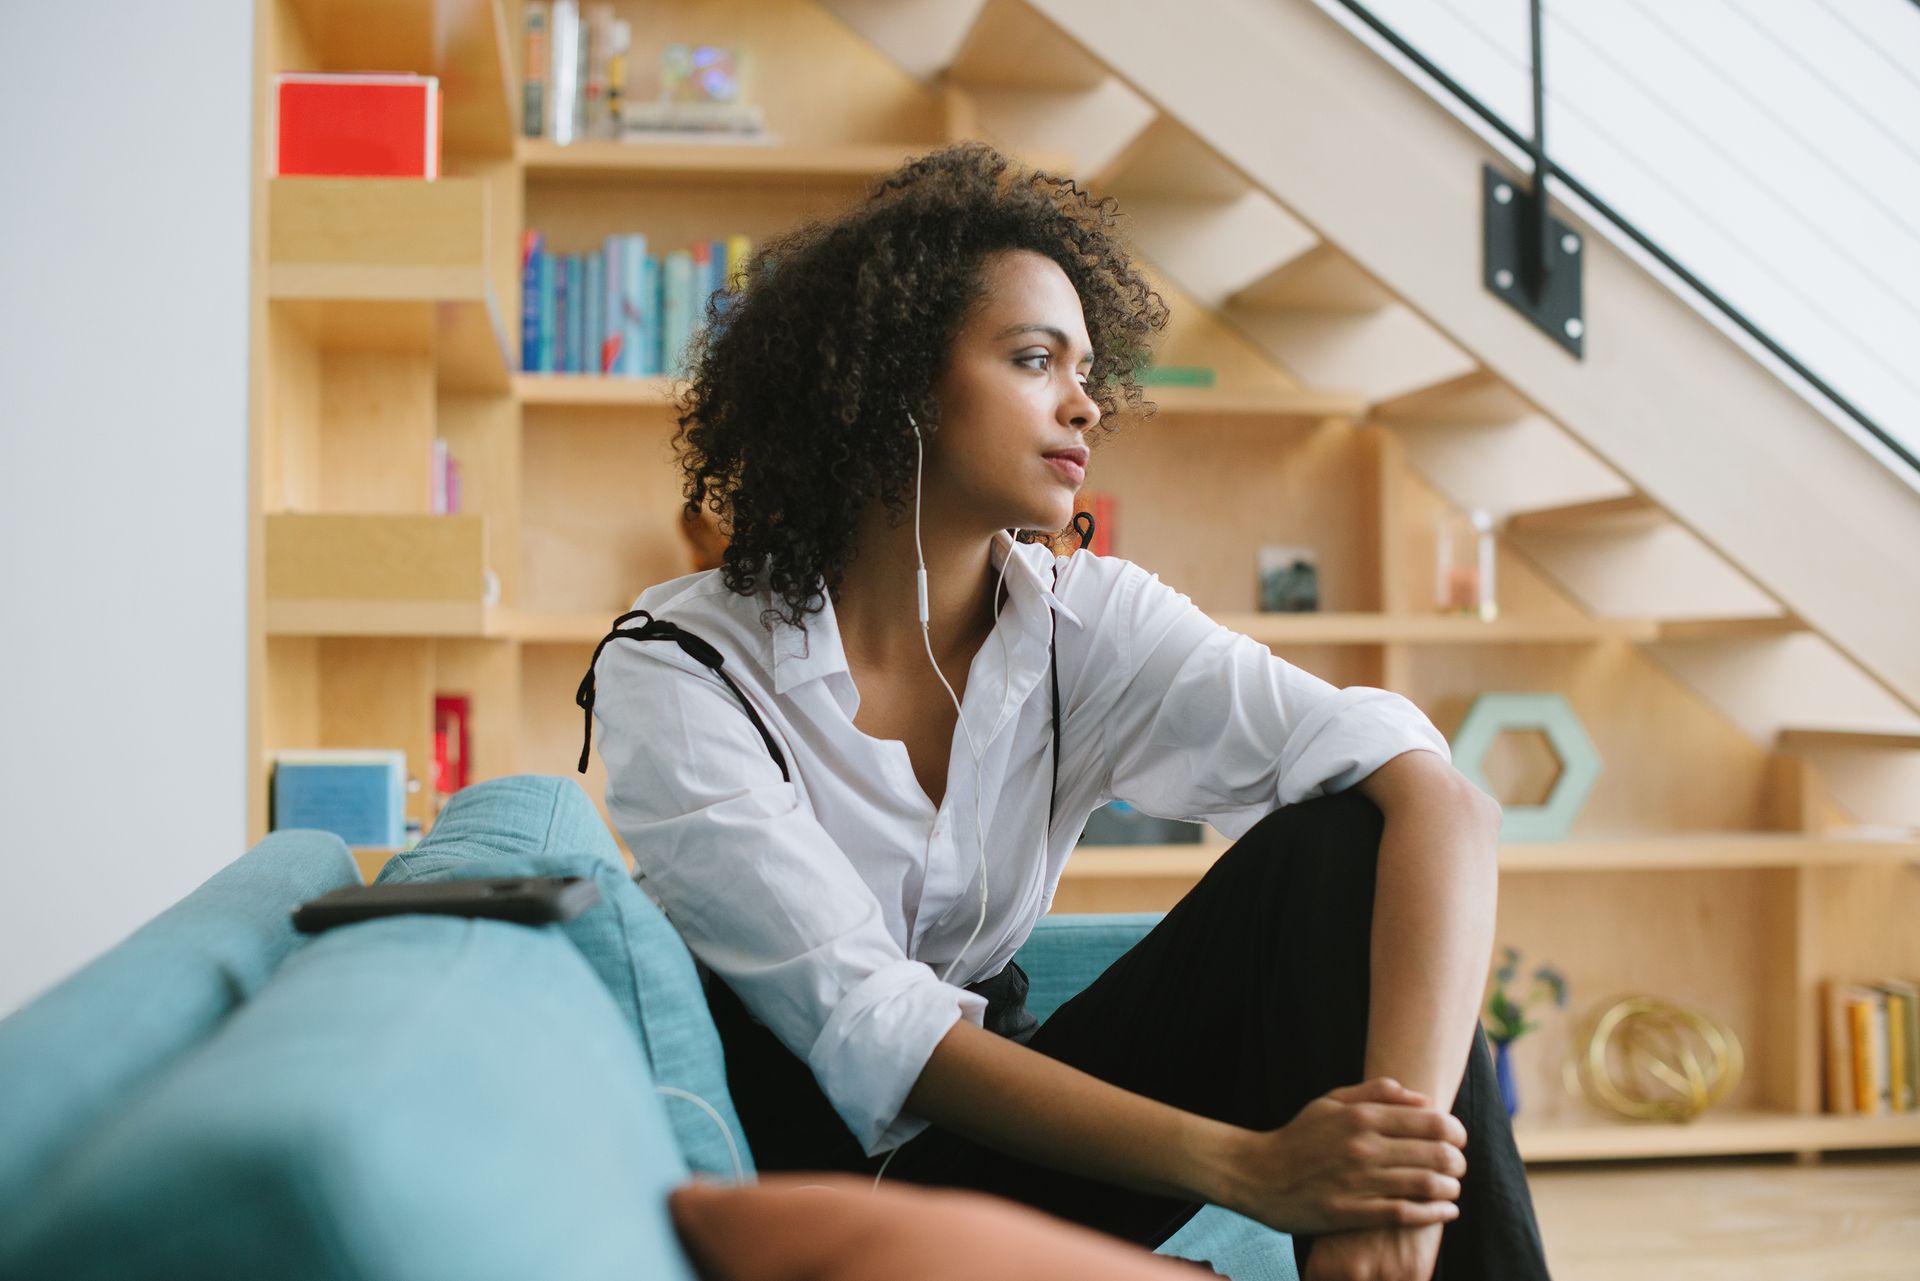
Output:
[1014,912,1163,1023]
[1018,913,1299,1281]
[0,915,701,1281]
[0,829,358,1226]
[375,774,749,1180]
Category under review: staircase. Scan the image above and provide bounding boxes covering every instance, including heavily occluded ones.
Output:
[824,0,1920,830]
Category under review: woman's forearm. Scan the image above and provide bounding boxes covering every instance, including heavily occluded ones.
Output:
[903,1017,1245,1205]
[1356,753,1503,1108]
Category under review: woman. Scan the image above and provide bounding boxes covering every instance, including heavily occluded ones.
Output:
[580,141,1551,1281]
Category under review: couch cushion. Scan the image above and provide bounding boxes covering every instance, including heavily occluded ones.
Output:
[1014,913,1300,1281]
[375,774,749,1180]
[0,828,358,1226]
[0,915,702,1281]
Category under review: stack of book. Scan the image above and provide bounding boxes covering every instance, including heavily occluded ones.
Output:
[524,2,770,143]
[271,750,409,850]
[520,228,754,377]
[1825,978,1920,1114]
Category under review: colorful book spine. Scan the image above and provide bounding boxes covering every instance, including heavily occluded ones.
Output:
[621,233,648,376]
[1825,978,1856,1114]
[522,1,549,138]
[566,254,586,372]
[553,253,570,373]
[431,438,449,514]
[520,229,545,372]
[1874,981,1918,1112]
[549,0,581,144]
[539,245,558,373]
[641,252,661,375]
[602,235,624,374]
[662,249,694,376]
[586,250,605,374]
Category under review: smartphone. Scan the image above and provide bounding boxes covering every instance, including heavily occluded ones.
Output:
[291,876,601,934]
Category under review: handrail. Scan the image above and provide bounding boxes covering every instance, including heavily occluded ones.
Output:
[1322,0,1920,477]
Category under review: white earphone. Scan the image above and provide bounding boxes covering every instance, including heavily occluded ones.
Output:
[906,410,1014,989]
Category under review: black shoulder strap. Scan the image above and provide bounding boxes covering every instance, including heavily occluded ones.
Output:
[1047,510,1095,832]
[575,610,790,782]
[578,511,1093,803]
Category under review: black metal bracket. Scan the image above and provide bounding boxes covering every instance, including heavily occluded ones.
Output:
[1483,163,1585,359]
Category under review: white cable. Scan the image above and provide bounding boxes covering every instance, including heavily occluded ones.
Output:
[654,1085,749,1186]
[910,419,1010,990]
[872,1143,901,1189]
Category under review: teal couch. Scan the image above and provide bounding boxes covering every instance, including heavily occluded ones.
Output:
[0,774,1295,1280]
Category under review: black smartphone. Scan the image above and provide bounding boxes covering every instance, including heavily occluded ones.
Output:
[291,876,601,934]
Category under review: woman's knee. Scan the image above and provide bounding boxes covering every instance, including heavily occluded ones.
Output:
[1241,788,1385,861]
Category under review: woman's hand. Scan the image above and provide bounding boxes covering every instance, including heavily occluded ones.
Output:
[1216,1077,1468,1236]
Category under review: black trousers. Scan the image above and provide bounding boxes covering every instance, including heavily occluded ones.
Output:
[704,790,1552,1279]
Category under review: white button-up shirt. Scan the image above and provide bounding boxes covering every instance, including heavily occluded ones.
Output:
[590,531,1451,1156]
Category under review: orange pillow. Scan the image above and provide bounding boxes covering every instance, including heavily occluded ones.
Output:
[669,1173,1211,1281]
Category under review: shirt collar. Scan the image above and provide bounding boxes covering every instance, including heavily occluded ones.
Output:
[768,532,1082,696]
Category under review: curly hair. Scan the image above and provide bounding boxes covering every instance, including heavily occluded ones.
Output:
[670,139,1171,630]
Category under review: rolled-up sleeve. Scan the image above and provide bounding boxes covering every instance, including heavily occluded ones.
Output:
[592,639,987,1156]
[1097,560,1451,841]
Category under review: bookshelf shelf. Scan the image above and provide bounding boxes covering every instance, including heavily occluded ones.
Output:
[265,514,492,636]
[267,178,512,391]
[1513,1109,1920,1163]
[285,0,516,158]
[516,373,680,407]
[512,374,1366,420]
[1059,833,1920,894]
[518,138,1077,186]
[1220,612,1662,645]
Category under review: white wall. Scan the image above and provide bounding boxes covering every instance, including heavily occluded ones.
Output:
[0,3,253,1015]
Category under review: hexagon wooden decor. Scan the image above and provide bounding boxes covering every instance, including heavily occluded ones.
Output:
[1450,692,1600,841]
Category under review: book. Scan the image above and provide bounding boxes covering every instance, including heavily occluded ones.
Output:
[539,243,558,373]
[602,235,625,373]
[620,233,648,376]
[586,251,605,374]
[432,695,472,802]
[273,73,441,179]
[1872,980,1919,1112]
[1824,977,1856,1114]
[549,0,582,144]
[566,254,586,372]
[584,4,615,140]
[521,229,546,372]
[431,438,449,515]
[553,252,569,373]
[521,1,549,138]
[662,249,694,377]
[271,750,407,849]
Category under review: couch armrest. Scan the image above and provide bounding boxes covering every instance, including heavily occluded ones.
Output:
[1011,912,1162,1024]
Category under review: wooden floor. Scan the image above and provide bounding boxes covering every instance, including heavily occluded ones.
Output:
[1528,1153,1920,1280]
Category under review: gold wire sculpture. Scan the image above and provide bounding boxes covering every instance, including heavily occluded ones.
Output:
[1561,996,1744,1122]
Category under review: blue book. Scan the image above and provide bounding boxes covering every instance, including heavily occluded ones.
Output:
[520,230,544,373]
[566,255,587,373]
[640,251,660,375]
[586,252,605,375]
[271,750,407,848]
[553,254,570,374]
[662,249,694,377]
[603,235,624,375]
[620,233,646,376]
[538,244,557,373]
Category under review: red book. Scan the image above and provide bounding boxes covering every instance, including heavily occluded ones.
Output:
[274,73,442,179]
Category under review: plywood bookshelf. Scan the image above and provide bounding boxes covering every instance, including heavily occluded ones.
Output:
[248,0,1920,1165]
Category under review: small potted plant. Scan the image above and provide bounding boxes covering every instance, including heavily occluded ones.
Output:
[1482,946,1568,1117]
